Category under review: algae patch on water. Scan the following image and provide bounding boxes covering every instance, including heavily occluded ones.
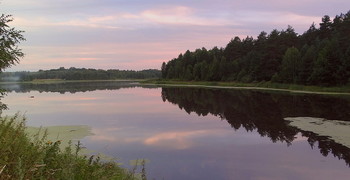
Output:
[285,117,350,148]
[26,125,93,149]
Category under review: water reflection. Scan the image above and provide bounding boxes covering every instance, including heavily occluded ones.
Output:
[161,87,350,166]
[0,81,151,94]
[1,82,350,179]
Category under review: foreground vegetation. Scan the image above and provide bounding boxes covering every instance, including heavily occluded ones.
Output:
[144,79,350,94]
[0,115,143,180]
[161,11,350,87]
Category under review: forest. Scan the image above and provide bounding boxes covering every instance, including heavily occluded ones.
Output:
[161,11,350,86]
[0,67,161,81]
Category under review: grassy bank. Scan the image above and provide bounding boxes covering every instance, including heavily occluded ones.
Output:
[143,79,350,94]
[0,114,142,180]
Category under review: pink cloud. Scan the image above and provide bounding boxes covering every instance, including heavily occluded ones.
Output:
[141,6,236,26]
[6,0,347,72]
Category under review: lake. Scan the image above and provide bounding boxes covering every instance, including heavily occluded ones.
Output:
[1,81,350,180]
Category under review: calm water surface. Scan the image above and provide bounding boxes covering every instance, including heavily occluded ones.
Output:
[1,82,350,180]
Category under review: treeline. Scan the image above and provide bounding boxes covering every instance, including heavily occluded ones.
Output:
[0,67,161,81]
[161,11,350,86]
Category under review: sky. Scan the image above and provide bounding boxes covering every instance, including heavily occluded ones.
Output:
[1,0,350,71]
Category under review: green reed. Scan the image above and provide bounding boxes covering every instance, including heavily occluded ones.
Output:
[0,114,145,180]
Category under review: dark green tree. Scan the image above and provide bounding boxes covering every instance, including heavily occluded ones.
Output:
[184,65,193,80]
[193,63,201,80]
[200,61,210,81]
[208,56,220,81]
[219,56,229,81]
[309,43,329,85]
[224,36,242,61]
[161,62,167,79]
[279,47,301,83]
[299,45,316,84]
[319,15,332,39]
[0,14,25,70]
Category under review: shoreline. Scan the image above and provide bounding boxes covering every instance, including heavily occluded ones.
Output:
[142,80,350,96]
[141,81,350,96]
[149,83,350,96]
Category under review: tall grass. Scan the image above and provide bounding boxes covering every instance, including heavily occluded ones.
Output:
[0,114,145,180]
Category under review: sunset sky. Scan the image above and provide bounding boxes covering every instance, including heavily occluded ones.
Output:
[1,0,349,71]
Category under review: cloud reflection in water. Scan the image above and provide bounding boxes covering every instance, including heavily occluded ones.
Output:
[2,82,350,180]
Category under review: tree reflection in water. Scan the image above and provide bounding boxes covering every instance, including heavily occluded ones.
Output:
[161,87,350,166]
[2,81,350,167]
